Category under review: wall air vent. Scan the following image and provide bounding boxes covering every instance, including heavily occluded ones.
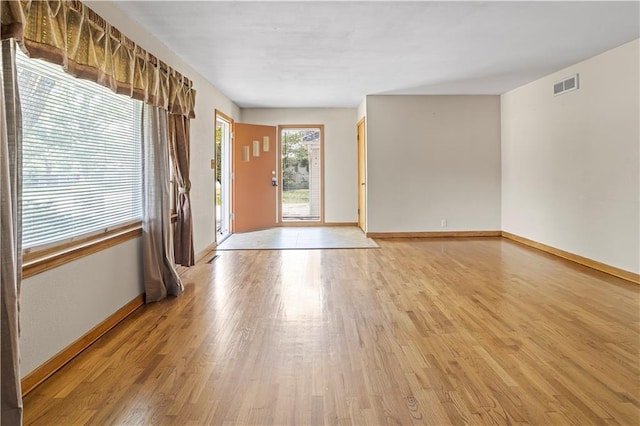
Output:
[553,74,579,96]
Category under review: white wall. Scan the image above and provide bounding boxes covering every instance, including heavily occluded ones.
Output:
[241,108,358,223]
[357,98,366,121]
[20,239,143,375]
[366,95,502,233]
[21,1,240,377]
[501,39,639,274]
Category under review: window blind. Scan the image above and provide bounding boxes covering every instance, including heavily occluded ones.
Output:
[16,50,143,250]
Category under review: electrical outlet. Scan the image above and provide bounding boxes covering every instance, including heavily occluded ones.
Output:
[441,219,447,227]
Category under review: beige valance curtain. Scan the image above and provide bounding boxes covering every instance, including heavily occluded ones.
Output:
[0,0,195,118]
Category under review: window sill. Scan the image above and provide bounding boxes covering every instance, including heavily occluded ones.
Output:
[22,223,143,279]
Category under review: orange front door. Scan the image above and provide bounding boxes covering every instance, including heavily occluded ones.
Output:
[233,123,278,233]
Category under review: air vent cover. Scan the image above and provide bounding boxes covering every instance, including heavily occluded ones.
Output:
[553,74,579,96]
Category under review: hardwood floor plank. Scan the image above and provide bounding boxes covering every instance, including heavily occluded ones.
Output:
[23,238,639,425]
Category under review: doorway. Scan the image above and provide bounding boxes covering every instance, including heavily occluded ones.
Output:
[215,110,233,242]
[279,125,324,223]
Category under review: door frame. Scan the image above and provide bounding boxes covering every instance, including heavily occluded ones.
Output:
[215,109,233,242]
[357,117,366,232]
[278,124,325,226]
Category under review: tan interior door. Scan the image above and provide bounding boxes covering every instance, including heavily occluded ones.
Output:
[357,119,366,232]
[233,123,278,233]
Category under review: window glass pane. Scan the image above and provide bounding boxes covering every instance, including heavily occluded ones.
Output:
[16,50,142,250]
[281,128,322,222]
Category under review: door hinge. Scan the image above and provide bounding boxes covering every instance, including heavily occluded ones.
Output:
[230,212,234,220]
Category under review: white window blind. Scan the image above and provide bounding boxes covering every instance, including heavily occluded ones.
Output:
[16,50,142,250]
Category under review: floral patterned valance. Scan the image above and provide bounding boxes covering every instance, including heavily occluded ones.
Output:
[1,0,196,118]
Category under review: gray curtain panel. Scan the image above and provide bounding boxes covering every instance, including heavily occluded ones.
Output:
[142,104,184,303]
[1,39,24,426]
[168,114,195,267]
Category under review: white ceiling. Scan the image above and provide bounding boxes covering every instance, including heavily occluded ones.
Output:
[111,1,639,108]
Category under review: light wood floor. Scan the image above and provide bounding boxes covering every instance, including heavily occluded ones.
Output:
[23,238,639,425]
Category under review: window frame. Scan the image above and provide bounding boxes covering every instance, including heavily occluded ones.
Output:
[22,223,142,279]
